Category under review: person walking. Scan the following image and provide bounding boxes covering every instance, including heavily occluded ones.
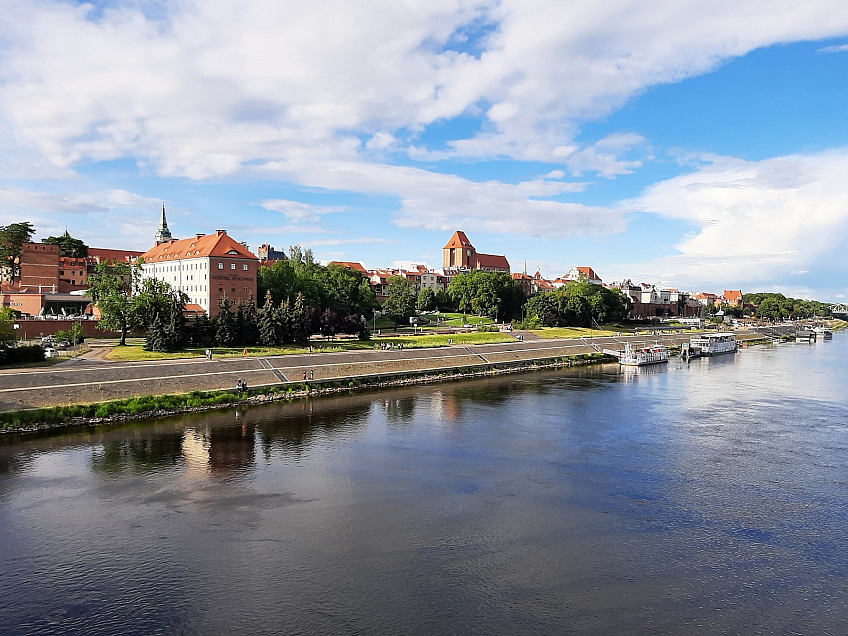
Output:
[205,348,212,361]
[302,371,307,381]
[309,369,314,380]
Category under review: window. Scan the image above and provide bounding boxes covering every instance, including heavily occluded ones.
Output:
[218,263,223,270]
[243,264,248,271]
[230,263,236,270]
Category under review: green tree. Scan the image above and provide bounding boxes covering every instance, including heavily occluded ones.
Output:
[0,222,36,282]
[88,261,137,345]
[235,296,260,346]
[143,312,168,352]
[41,230,89,258]
[213,297,237,346]
[447,271,525,320]
[291,293,312,344]
[417,288,436,312]
[383,276,417,329]
[258,292,280,346]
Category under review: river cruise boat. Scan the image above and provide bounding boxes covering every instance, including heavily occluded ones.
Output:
[813,327,833,339]
[603,342,669,367]
[795,328,816,342]
[689,333,737,356]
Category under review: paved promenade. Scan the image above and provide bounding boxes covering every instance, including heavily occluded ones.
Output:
[0,331,769,410]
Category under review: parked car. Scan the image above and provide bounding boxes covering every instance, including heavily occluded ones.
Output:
[41,336,54,346]
[55,341,70,350]
[43,347,58,358]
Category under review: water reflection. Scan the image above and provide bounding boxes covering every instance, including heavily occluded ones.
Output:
[1,336,847,635]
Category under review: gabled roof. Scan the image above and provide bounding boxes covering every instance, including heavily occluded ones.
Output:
[88,247,143,263]
[474,253,510,270]
[572,266,600,281]
[140,231,258,263]
[443,231,474,250]
[329,261,367,274]
[723,289,743,301]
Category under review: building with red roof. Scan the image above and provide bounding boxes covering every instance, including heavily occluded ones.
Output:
[442,231,510,273]
[139,229,259,316]
[566,266,603,285]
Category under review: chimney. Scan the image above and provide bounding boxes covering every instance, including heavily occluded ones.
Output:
[195,233,205,239]
[215,229,226,236]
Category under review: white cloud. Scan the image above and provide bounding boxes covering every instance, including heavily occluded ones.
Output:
[3,0,848,179]
[817,43,848,53]
[622,150,848,288]
[260,199,344,222]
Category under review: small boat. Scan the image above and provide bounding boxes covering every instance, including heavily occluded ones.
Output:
[795,328,816,342]
[603,341,669,366]
[813,327,833,340]
[689,332,738,356]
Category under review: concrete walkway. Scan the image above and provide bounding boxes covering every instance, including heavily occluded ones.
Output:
[0,331,770,411]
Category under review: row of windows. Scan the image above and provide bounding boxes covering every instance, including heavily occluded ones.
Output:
[217,263,249,271]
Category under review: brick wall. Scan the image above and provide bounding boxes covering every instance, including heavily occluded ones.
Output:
[19,243,60,290]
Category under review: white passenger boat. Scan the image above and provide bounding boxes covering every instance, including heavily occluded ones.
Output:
[603,341,669,366]
[689,333,737,356]
[813,327,833,339]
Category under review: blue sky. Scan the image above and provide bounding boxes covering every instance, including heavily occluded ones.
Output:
[2,1,848,301]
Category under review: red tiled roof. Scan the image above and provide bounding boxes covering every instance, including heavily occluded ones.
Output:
[723,290,743,301]
[475,253,510,270]
[443,231,474,249]
[329,261,367,273]
[140,231,257,263]
[88,247,143,263]
[575,266,600,281]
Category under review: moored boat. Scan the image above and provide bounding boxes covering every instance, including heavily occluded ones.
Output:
[813,327,833,339]
[689,332,737,356]
[795,328,816,342]
[603,341,669,366]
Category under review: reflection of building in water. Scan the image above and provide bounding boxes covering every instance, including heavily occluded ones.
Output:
[429,390,461,424]
[619,364,668,383]
[91,435,185,473]
[383,396,416,424]
[181,428,211,474]
[207,421,257,474]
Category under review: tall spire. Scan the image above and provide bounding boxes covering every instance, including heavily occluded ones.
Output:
[155,203,173,244]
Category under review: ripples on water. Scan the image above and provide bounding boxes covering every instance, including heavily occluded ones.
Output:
[1,336,848,635]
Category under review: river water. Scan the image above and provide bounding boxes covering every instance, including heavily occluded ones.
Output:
[1,335,847,635]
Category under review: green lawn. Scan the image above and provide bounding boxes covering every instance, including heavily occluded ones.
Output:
[104,331,515,362]
[529,326,618,339]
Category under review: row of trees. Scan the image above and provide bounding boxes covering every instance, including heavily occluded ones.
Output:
[743,293,831,321]
[523,281,631,327]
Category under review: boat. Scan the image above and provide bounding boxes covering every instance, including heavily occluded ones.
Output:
[813,327,833,340]
[795,328,816,342]
[689,332,738,356]
[603,341,669,366]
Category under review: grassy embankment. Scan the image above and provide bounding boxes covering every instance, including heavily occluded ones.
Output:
[0,352,614,430]
[105,331,514,362]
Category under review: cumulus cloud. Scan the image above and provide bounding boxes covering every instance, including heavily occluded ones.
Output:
[3,0,848,178]
[623,150,848,288]
[817,43,848,53]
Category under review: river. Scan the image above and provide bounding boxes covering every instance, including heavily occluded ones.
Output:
[1,334,847,635]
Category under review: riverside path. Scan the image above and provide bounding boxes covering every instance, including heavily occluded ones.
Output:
[0,331,770,410]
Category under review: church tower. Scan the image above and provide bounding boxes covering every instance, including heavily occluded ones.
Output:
[155,203,173,244]
[442,231,476,269]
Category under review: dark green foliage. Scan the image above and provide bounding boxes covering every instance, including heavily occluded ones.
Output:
[524,282,630,327]
[743,292,831,320]
[447,271,525,320]
[0,222,36,281]
[258,291,280,346]
[41,231,89,257]
[382,276,417,328]
[417,288,436,311]
[144,312,167,352]
[0,345,45,365]
[186,312,215,347]
[236,296,260,346]
[212,297,237,346]
[54,322,86,344]
[291,293,312,344]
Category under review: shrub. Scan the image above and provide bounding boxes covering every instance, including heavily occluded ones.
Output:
[513,316,541,330]
[0,345,46,365]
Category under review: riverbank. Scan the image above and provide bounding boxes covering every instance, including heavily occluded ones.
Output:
[0,352,615,433]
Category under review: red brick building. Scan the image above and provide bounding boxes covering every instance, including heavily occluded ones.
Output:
[139,230,259,316]
[442,231,510,272]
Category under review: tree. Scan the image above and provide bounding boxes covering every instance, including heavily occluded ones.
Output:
[41,230,89,258]
[258,291,281,346]
[383,276,417,329]
[235,296,260,346]
[0,222,36,282]
[144,312,167,352]
[320,308,341,338]
[447,271,525,320]
[213,297,237,346]
[417,288,436,312]
[291,293,312,344]
[88,261,137,345]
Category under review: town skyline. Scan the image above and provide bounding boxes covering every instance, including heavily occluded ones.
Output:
[2,2,848,302]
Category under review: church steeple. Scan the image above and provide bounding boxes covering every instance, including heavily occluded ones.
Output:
[155,203,173,244]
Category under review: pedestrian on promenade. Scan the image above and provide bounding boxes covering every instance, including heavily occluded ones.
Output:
[242,348,247,356]
[205,348,212,361]
[309,345,313,354]
[309,369,314,380]
[302,371,307,381]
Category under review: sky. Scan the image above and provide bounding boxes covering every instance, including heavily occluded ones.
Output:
[2,0,848,301]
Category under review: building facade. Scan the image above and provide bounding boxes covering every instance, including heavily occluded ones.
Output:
[139,230,259,315]
[442,231,510,272]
